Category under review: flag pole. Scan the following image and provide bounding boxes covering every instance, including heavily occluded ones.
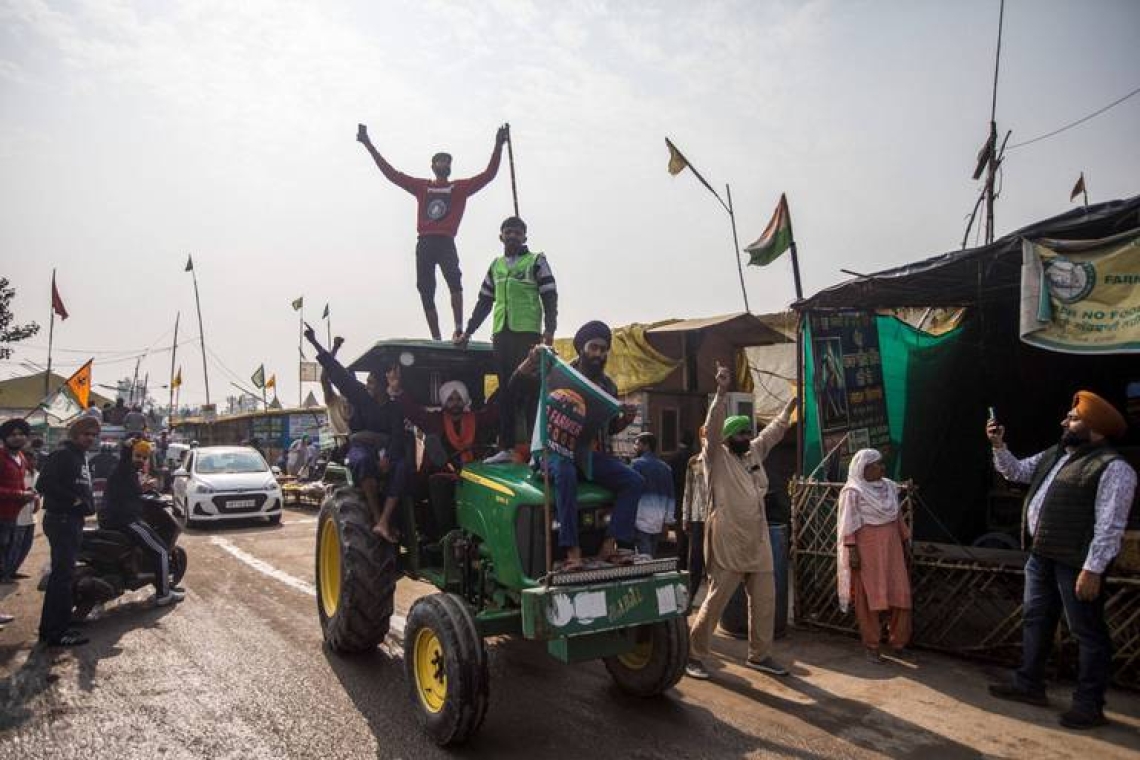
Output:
[189,257,212,405]
[506,123,519,217]
[725,185,751,313]
[298,304,304,408]
[789,241,805,302]
[45,269,57,397]
[168,312,180,423]
[325,307,332,348]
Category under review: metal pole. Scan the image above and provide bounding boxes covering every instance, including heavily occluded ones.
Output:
[298,305,304,408]
[506,123,519,217]
[168,312,180,422]
[45,269,57,397]
[795,312,806,479]
[984,0,1005,245]
[725,184,751,313]
[190,259,211,404]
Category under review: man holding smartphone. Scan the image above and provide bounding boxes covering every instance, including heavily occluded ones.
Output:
[357,123,508,341]
[987,391,1136,729]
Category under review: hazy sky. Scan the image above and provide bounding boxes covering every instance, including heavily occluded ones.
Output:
[2,0,1138,408]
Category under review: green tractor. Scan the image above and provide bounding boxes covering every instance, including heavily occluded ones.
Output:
[315,340,690,746]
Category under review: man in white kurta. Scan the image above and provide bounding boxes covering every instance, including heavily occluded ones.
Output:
[686,362,795,680]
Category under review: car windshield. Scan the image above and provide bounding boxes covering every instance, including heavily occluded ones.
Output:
[195,451,268,475]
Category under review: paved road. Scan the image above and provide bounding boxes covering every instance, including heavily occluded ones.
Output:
[2,507,1138,759]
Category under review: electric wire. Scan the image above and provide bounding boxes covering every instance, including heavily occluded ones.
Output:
[1007,85,1140,150]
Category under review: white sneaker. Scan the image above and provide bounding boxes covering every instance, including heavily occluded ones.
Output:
[155,589,186,607]
[482,450,514,465]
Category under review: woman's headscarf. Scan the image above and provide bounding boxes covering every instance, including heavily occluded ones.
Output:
[836,448,900,613]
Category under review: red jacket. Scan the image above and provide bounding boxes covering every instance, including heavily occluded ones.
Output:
[0,449,31,521]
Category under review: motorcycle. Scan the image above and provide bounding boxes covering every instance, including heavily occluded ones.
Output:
[71,492,188,619]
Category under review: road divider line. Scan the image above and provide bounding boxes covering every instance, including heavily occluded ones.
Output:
[208,536,406,640]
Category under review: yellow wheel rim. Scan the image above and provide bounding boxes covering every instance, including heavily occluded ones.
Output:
[617,630,653,670]
[318,519,341,618]
[413,628,448,713]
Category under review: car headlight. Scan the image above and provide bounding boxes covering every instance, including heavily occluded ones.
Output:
[262,477,278,490]
[193,483,215,494]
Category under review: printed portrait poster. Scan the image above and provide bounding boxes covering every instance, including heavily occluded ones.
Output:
[530,348,621,479]
[808,310,891,476]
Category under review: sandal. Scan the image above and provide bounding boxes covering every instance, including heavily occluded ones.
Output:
[555,558,586,573]
[601,549,636,566]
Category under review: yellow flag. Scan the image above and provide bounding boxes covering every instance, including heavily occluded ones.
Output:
[66,359,93,409]
[172,366,182,389]
[266,374,277,389]
[665,137,688,175]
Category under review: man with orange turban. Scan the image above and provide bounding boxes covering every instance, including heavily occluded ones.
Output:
[986,390,1136,729]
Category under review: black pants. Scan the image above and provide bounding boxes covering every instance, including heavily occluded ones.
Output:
[39,512,85,642]
[493,329,541,450]
[687,521,706,602]
[123,520,170,596]
[415,235,462,309]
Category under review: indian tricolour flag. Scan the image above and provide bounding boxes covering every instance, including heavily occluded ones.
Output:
[744,193,794,267]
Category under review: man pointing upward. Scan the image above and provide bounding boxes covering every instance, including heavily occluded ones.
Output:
[358,123,508,341]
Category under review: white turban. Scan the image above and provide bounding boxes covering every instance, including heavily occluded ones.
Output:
[439,380,471,410]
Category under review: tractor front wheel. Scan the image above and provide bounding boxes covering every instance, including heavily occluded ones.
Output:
[603,617,689,697]
[404,593,490,746]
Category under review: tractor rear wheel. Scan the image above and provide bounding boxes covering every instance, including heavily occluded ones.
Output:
[603,617,689,697]
[316,488,397,653]
[404,593,490,746]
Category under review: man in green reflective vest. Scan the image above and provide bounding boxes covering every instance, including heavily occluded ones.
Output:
[455,217,558,463]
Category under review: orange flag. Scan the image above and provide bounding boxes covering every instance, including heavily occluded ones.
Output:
[66,359,93,408]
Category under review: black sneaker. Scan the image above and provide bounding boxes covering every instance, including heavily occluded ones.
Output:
[44,630,89,647]
[684,659,710,680]
[745,656,789,676]
[1059,707,1109,730]
[988,682,1049,707]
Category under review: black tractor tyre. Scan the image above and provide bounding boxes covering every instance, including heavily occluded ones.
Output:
[170,546,188,586]
[404,593,490,746]
[316,489,397,653]
[603,617,690,697]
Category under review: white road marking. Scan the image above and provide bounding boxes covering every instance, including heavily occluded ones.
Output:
[209,536,406,645]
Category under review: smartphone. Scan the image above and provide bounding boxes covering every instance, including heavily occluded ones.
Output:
[987,406,997,422]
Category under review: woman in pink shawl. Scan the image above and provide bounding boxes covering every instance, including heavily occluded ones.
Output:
[837,449,912,662]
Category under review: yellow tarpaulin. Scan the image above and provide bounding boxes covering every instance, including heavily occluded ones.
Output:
[485,321,681,398]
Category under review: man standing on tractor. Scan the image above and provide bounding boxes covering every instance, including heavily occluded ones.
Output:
[455,216,558,464]
[510,324,642,571]
[305,325,413,544]
[357,123,508,341]
[685,361,796,681]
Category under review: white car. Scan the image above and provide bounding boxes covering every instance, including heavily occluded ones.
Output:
[171,446,283,527]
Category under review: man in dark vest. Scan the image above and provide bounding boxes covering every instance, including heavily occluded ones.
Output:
[987,390,1136,729]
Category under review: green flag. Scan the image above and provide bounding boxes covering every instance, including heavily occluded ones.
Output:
[744,193,794,267]
[292,296,304,311]
[184,254,194,272]
[252,364,265,389]
[529,347,621,479]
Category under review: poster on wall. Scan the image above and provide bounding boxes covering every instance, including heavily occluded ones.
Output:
[809,310,891,475]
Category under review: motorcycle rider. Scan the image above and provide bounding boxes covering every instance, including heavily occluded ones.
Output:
[101,438,184,606]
